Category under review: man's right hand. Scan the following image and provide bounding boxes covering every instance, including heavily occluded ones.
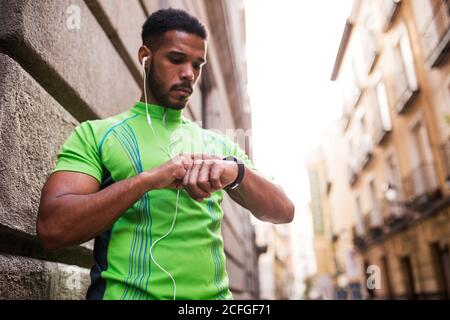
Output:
[143,154,193,190]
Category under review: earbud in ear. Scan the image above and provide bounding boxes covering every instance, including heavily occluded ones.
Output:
[142,56,149,68]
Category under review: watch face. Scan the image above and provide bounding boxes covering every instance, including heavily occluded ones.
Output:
[223,156,236,162]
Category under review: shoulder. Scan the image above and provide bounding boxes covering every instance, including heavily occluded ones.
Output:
[77,111,138,148]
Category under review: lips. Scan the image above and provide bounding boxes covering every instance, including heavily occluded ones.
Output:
[173,87,192,95]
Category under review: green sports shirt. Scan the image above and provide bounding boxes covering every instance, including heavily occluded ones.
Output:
[52,102,254,300]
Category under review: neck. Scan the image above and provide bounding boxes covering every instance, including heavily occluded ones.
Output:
[132,100,183,123]
[140,89,158,106]
[139,91,185,111]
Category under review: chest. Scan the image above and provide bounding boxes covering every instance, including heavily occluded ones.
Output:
[100,121,229,182]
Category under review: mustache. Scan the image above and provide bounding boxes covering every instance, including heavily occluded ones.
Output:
[171,83,193,94]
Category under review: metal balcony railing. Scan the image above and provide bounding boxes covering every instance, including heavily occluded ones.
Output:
[402,161,439,203]
[380,196,409,227]
[363,211,384,240]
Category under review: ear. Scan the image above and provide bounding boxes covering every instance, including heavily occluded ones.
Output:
[138,45,152,68]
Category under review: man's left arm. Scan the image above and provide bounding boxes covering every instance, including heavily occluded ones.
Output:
[226,165,295,224]
[182,153,295,224]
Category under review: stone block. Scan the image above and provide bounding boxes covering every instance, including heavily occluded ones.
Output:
[0,0,140,120]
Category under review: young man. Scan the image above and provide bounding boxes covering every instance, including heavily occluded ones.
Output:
[37,8,294,300]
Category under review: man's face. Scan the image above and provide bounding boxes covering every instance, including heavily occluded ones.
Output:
[147,30,207,109]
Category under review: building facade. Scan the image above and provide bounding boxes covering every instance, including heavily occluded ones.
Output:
[304,148,339,300]
[253,221,295,300]
[308,0,450,299]
[0,0,259,299]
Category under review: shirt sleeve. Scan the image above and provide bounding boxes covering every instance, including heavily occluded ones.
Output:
[220,134,256,171]
[52,121,103,183]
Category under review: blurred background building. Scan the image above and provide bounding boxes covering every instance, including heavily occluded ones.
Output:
[307,0,450,299]
[0,0,260,299]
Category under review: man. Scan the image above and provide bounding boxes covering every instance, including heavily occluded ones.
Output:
[37,8,294,300]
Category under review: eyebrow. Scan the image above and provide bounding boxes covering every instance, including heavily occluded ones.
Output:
[168,50,206,64]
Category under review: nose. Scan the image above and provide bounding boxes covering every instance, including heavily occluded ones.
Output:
[180,64,195,82]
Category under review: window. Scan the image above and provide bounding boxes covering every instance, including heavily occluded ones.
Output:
[385,153,403,195]
[406,119,438,198]
[399,32,418,92]
[356,115,373,169]
[381,0,401,31]
[373,80,393,144]
[354,196,365,236]
[400,256,417,299]
[360,15,378,73]
[381,256,394,299]
[369,179,382,226]
[430,242,450,299]
[393,24,419,113]
[384,152,407,218]
[348,139,358,185]
[307,170,324,235]
[342,60,363,110]
[360,115,367,136]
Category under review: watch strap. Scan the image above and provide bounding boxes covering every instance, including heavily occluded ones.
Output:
[223,156,245,191]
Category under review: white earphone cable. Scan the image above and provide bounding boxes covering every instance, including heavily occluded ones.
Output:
[143,57,179,300]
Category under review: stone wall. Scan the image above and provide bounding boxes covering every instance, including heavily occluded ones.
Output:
[0,0,258,299]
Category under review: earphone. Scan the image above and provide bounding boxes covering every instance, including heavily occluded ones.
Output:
[142,56,152,126]
[142,53,180,300]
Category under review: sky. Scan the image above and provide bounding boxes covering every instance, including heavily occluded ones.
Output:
[244,0,353,217]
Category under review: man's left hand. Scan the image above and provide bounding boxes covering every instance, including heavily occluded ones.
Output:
[182,154,238,202]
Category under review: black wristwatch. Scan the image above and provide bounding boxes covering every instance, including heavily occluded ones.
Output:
[223,156,245,191]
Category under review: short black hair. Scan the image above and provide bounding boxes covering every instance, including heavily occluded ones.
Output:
[141,8,207,45]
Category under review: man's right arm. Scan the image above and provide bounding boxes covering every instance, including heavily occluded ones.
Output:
[36,156,190,252]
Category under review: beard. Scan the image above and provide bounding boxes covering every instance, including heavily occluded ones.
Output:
[147,63,188,110]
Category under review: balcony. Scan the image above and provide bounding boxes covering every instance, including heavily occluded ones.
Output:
[352,199,409,251]
[352,171,445,252]
[380,195,410,229]
[363,211,384,240]
[423,0,450,67]
[351,208,384,248]
[402,161,441,210]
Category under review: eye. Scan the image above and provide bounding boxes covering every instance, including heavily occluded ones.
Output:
[169,56,183,64]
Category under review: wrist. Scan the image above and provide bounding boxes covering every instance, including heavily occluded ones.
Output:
[223,156,245,190]
[139,170,157,192]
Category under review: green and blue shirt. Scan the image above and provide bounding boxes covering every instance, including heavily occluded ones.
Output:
[52,102,254,300]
